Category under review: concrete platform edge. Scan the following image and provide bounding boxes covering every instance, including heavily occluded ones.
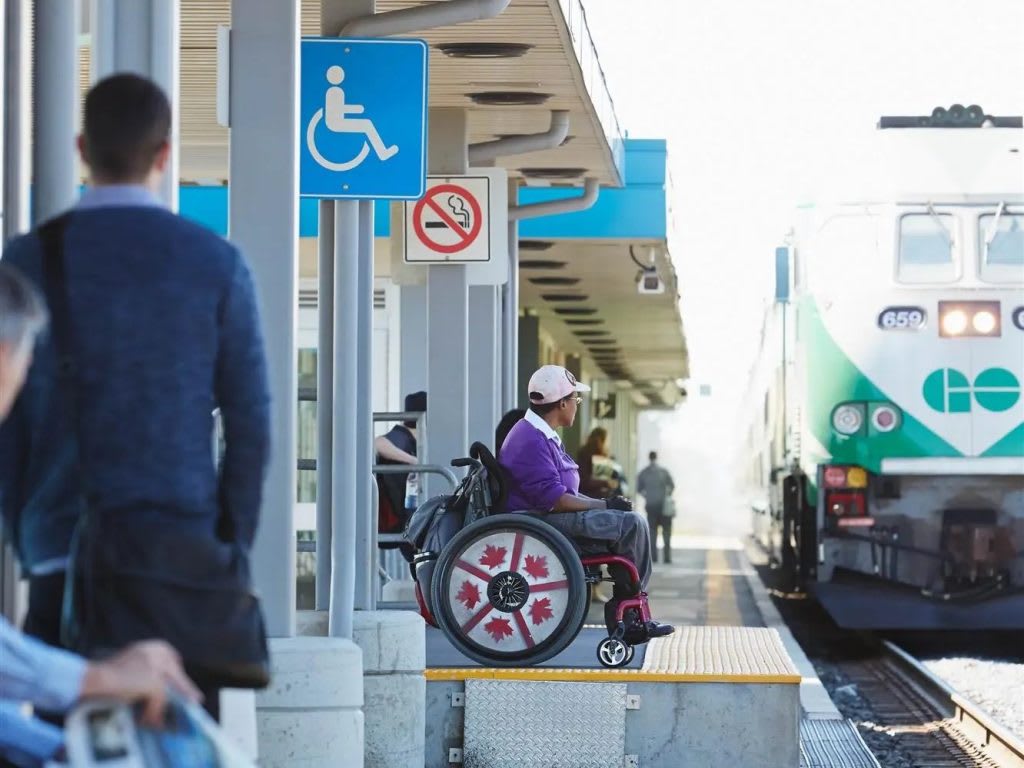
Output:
[741,541,842,719]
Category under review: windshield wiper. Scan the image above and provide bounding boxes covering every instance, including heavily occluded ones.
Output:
[985,200,1005,247]
[926,202,953,247]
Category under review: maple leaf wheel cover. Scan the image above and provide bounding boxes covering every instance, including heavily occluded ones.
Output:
[431,514,588,667]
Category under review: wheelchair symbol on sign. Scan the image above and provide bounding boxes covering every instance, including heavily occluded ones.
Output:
[306,65,399,172]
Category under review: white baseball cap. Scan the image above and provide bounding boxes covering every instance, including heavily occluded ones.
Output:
[527,365,591,405]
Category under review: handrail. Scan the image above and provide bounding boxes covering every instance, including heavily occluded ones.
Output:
[297,459,458,490]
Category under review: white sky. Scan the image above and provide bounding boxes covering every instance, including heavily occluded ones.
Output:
[581,0,1024,515]
[583,0,1024,410]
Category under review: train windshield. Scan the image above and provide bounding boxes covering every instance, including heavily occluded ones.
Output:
[979,208,1024,283]
[897,212,957,283]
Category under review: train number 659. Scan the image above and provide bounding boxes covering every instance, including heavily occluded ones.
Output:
[878,307,926,330]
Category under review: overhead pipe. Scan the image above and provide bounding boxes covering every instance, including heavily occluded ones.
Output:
[338,0,511,37]
[469,110,570,165]
[509,177,600,221]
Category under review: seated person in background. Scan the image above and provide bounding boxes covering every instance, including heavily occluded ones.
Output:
[494,408,526,460]
[498,365,674,642]
[374,391,426,532]
[577,427,618,499]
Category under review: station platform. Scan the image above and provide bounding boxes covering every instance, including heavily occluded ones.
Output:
[422,536,879,767]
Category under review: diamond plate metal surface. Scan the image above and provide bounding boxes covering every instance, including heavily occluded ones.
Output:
[464,679,626,768]
[800,718,879,768]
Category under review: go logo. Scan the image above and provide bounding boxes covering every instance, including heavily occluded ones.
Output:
[923,367,1021,413]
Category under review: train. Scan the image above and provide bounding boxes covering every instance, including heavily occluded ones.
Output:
[743,105,1024,629]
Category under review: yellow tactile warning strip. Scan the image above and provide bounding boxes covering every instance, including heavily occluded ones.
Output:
[425,626,800,684]
[641,626,800,681]
[705,548,744,626]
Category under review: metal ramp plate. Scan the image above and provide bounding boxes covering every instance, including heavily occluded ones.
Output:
[463,679,626,768]
[800,718,879,768]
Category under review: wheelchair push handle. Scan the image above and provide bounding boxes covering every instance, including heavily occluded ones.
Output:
[451,457,481,469]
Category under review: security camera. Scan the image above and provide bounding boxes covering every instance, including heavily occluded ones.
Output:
[637,268,665,295]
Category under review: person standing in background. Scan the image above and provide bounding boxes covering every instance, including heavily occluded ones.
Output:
[637,451,675,564]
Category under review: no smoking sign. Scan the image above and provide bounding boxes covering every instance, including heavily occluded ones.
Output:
[404,176,491,263]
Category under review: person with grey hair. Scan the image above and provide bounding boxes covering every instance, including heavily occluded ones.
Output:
[0,264,47,422]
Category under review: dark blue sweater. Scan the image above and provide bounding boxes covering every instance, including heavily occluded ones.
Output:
[0,204,270,573]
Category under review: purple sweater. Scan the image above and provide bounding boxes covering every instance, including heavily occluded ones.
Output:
[499,417,580,512]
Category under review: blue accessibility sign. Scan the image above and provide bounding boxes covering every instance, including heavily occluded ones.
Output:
[300,37,428,200]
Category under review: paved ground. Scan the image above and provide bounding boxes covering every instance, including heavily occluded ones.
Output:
[427,535,765,670]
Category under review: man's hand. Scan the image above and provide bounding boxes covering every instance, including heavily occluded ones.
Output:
[80,641,202,727]
[606,496,633,512]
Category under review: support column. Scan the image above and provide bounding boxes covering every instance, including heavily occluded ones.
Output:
[2,0,29,243]
[398,284,427,398]
[468,285,500,447]
[229,0,298,639]
[517,313,540,409]
[315,202,334,612]
[501,179,520,413]
[355,199,375,610]
[32,0,78,224]
[91,0,179,209]
[424,108,469,496]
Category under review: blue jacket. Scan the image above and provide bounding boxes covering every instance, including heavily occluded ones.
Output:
[0,190,271,573]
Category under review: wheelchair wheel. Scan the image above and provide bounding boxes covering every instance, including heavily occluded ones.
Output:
[431,514,588,667]
[596,636,632,668]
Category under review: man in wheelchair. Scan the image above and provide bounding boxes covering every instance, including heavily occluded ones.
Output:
[498,365,674,644]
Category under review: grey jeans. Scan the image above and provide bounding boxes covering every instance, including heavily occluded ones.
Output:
[528,508,652,593]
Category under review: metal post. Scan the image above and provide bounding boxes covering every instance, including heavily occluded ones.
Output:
[321,0,374,643]
[468,285,500,446]
[502,209,519,412]
[228,0,299,638]
[32,0,79,224]
[2,0,29,243]
[425,108,470,495]
[315,201,334,611]
[329,200,359,638]
[91,0,180,210]
[355,199,375,610]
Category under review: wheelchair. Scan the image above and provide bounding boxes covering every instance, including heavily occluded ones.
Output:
[407,442,652,668]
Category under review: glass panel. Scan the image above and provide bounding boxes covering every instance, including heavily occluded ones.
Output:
[980,212,1024,283]
[898,214,957,283]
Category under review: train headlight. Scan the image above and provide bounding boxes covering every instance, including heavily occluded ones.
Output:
[939,300,1001,338]
[832,404,865,435]
[941,309,968,336]
[972,310,997,335]
[870,404,902,433]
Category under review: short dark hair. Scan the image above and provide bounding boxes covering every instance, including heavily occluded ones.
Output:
[529,394,572,417]
[83,74,171,181]
[649,451,658,462]
[0,263,47,351]
[403,390,426,428]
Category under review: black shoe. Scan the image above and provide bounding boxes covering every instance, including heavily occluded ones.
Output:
[623,619,675,645]
[646,620,674,638]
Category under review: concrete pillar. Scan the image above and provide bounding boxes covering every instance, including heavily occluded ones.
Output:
[424,108,470,494]
[256,637,364,767]
[229,0,297,640]
[91,0,179,209]
[398,284,428,399]
[32,0,79,224]
[354,612,425,768]
[517,313,541,409]
[468,284,500,447]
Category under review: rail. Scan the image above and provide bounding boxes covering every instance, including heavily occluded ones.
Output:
[882,641,1024,768]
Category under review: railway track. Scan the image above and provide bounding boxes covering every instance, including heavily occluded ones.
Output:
[835,641,1024,767]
